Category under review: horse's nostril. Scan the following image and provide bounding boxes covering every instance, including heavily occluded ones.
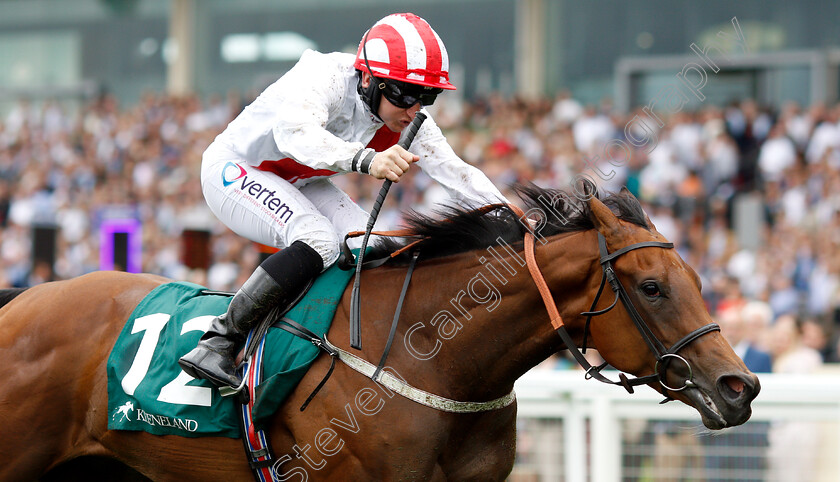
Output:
[718,374,753,403]
[725,376,745,394]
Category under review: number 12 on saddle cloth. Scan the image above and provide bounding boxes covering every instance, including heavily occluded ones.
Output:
[107,261,355,437]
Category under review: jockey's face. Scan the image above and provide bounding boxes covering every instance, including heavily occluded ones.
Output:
[361,72,423,133]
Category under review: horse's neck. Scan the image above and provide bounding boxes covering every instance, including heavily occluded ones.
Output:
[411,230,597,401]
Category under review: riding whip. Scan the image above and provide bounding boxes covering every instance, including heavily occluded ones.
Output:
[350,110,427,349]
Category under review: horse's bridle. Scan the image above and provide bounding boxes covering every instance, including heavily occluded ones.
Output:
[523,225,720,397]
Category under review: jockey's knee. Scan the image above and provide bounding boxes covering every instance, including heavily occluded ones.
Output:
[282,221,339,271]
[304,235,340,269]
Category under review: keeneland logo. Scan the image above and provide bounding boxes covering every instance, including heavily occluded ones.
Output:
[113,401,135,422]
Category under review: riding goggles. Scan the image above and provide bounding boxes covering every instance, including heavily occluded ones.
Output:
[378,79,443,108]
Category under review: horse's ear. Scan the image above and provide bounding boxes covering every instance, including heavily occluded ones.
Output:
[586,186,621,238]
[619,186,657,231]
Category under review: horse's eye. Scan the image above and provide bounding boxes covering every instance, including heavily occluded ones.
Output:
[641,282,661,298]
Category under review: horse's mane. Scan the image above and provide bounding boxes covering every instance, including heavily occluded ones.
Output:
[375,183,651,264]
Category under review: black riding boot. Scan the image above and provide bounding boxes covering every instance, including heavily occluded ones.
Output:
[178,241,324,388]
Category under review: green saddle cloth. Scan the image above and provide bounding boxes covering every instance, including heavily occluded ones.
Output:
[106,262,354,438]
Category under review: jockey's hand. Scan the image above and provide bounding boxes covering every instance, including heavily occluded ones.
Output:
[369,145,419,182]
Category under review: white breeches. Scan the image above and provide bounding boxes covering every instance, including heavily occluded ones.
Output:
[200,144,369,267]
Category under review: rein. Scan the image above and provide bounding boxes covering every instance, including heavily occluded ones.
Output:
[350,111,427,349]
[512,203,720,397]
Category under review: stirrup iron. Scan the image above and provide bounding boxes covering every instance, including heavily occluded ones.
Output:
[219,370,249,398]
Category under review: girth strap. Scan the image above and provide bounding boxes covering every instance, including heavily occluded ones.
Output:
[271,317,339,411]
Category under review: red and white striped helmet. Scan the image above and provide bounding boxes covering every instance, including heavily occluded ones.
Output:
[355,13,456,90]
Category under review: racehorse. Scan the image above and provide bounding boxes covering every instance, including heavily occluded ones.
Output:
[0,184,759,481]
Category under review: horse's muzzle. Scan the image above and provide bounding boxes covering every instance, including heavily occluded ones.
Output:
[717,372,760,420]
[689,371,760,429]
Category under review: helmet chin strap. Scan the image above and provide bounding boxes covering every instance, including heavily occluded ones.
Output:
[357,27,384,122]
[357,71,383,122]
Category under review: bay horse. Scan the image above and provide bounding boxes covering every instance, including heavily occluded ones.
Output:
[0,185,759,481]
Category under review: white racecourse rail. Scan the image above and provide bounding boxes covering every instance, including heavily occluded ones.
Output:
[512,368,840,482]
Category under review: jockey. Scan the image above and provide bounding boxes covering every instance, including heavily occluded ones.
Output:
[179,13,507,389]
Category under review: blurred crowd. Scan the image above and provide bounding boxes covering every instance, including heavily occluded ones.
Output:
[1,88,840,366]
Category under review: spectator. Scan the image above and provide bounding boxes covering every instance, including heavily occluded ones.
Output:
[551,89,582,126]
[740,300,774,353]
[801,318,829,361]
[757,121,797,183]
[720,305,773,373]
[805,106,839,165]
[572,105,614,153]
